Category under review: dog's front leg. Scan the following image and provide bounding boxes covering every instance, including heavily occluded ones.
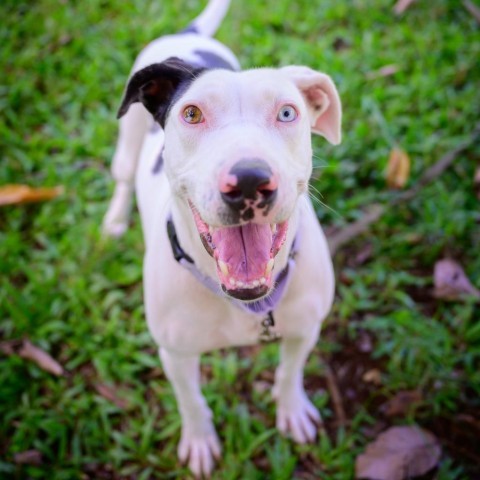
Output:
[273,336,322,444]
[159,348,221,477]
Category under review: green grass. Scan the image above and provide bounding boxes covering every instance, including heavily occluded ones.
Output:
[1,0,479,478]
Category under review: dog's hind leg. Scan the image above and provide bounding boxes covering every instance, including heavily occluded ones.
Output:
[103,103,149,237]
[159,348,221,477]
[273,336,322,444]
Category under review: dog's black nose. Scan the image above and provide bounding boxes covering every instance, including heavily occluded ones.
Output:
[220,159,277,212]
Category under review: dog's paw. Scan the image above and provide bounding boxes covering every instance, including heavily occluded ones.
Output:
[102,217,128,238]
[276,391,322,444]
[102,183,132,238]
[178,429,221,478]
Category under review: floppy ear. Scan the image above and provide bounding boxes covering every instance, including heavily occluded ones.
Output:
[117,57,204,126]
[281,66,342,145]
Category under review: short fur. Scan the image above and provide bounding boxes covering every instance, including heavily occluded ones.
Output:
[103,0,341,476]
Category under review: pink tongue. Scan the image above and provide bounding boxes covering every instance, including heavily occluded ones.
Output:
[212,223,272,283]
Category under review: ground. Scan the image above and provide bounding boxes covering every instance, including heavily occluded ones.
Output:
[1,0,479,479]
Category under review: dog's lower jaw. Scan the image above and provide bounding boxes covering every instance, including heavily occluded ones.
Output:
[221,282,268,301]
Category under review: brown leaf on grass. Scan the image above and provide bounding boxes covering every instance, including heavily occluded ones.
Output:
[433,258,480,300]
[362,368,382,385]
[95,383,130,409]
[386,148,410,189]
[382,390,423,417]
[366,64,399,80]
[394,0,416,15]
[14,449,43,465]
[0,184,64,206]
[355,426,441,480]
[18,340,64,376]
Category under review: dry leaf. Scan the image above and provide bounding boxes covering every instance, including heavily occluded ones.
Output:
[394,0,416,14]
[14,449,43,465]
[433,258,480,300]
[366,65,399,80]
[386,148,410,189]
[0,184,64,206]
[382,390,423,417]
[95,383,130,409]
[362,368,382,385]
[355,426,441,480]
[18,340,64,376]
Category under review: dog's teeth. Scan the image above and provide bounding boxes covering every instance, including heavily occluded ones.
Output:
[252,280,260,287]
[271,224,277,234]
[229,278,236,286]
[265,259,274,276]
[236,280,245,287]
[218,260,229,277]
[260,277,266,285]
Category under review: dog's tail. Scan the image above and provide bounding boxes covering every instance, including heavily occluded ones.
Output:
[184,0,231,37]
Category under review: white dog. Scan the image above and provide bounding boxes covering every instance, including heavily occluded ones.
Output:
[103,0,341,476]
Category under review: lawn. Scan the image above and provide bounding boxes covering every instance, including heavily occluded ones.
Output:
[1,0,479,479]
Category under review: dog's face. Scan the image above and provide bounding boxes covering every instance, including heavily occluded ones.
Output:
[118,58,341,301]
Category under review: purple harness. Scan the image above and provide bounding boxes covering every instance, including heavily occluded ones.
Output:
[167,218,298,341]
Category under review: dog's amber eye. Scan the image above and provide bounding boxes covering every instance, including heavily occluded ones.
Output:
[277,105,298,122]
[183,105,204,124]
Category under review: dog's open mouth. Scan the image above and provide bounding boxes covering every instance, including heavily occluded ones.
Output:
[190,203,288,301]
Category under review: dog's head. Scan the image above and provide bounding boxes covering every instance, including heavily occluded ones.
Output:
[118,58,341,301]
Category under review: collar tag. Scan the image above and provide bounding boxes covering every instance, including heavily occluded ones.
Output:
[259,312,281,343]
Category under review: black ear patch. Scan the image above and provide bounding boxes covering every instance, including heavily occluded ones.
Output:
[117,57,205,126]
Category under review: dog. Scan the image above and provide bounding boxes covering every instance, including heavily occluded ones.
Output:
[103,0,341,476]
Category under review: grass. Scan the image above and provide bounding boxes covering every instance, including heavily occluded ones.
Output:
[1,0,479,478]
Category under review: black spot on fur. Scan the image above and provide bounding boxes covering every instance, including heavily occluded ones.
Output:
[117,57,206,127]
[242,207,254,221]
[152,149,164,174]
[193,50,236,71]
[181,24,199,34]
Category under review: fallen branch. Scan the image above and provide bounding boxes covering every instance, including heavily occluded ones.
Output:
[323,363,347,428]
[394,0,416,15]
[328,122,480,255]
[463,0,480,24]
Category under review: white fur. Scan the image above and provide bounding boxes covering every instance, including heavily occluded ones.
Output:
[103,2,341,477]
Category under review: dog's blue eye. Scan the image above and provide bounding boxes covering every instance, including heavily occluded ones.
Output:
[277,105,297,122]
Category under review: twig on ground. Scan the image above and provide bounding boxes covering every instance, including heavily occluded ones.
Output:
[328,205,384,256]
[327,122,480,255]
[394,0,416,15]
[463,0,480,24]
[323,363,347,428]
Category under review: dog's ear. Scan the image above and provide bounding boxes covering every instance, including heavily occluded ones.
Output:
[281,66,342,145]
[117,57,203,125]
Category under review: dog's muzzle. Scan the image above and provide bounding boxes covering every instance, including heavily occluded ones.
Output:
[219,158,278,220]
